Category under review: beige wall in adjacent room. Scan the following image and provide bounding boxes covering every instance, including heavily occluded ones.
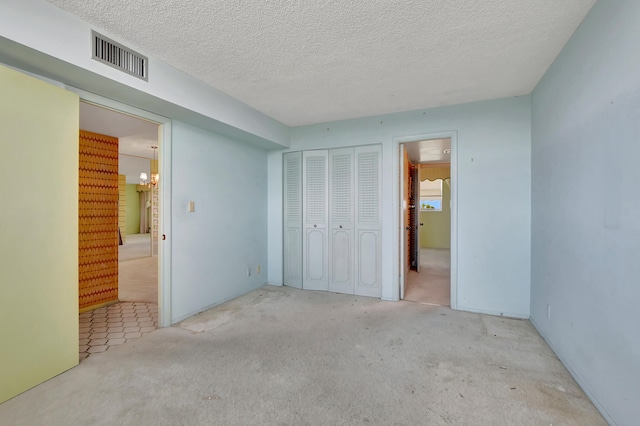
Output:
[420,179,451,249]
[126,184,141,234]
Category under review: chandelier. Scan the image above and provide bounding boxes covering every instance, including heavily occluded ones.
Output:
[139,145,159,187]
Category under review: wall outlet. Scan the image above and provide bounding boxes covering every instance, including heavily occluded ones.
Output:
[256,265,261,274]
[247,267,251,277]
[547,304,551,319]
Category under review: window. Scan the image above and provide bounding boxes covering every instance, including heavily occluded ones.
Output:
[420,179,443,211]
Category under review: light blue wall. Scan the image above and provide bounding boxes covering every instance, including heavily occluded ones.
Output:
[268,96,531,317]
[171,121,268,322]
[531,1,640,424]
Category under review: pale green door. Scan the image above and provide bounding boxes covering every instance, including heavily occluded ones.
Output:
[0,65,79,403]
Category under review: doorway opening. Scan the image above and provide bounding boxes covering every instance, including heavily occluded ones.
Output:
[399,136,454,307]
[78,101,161,359]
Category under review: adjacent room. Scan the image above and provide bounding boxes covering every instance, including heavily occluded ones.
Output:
[77,102,160,359]
[402,139,452,306]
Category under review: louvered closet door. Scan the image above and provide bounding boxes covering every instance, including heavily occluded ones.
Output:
[329,148,354,294]
[283,152,303,289]
[303,150,329,291]
[354,145,382,297]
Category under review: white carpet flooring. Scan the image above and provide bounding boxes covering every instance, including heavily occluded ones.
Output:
[1,286,606,426]
[405,248,451,305]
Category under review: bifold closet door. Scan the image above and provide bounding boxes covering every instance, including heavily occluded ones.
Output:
[354,145,382,297]
[303,150,329,291]
[283,152,302,289]
[329,148,354,294]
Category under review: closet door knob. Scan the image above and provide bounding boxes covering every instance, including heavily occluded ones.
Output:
[339,225,343,229]
[314,224,317,228]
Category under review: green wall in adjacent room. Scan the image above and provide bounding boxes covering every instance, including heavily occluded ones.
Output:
[125,184,140,234]
[420,179,451,249]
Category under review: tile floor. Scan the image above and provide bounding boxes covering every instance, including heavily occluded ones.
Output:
[79,302,158,360]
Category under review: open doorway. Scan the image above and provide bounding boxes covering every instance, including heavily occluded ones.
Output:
[117,142,159,303]
[400,137,454,306]
[78,101,160,359]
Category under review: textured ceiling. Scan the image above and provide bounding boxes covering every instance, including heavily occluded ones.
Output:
[405,138,450,164]
[80,102,158,159]
[49,0,595,127]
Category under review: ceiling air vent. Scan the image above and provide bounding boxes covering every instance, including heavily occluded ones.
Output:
[92,31,148,81]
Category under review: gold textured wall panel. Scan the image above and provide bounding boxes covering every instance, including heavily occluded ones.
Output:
[79,130,119,310]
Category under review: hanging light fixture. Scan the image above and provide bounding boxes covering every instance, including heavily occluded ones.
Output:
[139,172,149,185]
[150,145,159,186]
[138,146,159,188]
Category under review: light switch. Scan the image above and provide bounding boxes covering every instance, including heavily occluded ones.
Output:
[188,201,195,212]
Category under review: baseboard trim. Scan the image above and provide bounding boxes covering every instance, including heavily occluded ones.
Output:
[456,304,529,319]
[80,299,119,313]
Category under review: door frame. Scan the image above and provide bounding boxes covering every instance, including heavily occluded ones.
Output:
[68,87,173,327]
[399,144,409,300]
[394,132,458,309]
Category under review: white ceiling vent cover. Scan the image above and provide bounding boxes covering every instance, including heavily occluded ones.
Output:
[92,31,148,81]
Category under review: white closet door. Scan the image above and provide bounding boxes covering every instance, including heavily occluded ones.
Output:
[354,145,382,297]
[283,152,303,289]
[303,150,329,291]
[328,148,354,294]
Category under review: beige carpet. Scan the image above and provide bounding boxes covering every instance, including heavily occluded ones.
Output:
[118,233,158,304]
[0,286,606,425]
[118,256,158,304]
[119,233,152,261]
[405,248,450,305]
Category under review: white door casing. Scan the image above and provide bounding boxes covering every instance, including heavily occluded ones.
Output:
[70,88,173,326]
[399,144,408,300]
[394,132,458,308]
